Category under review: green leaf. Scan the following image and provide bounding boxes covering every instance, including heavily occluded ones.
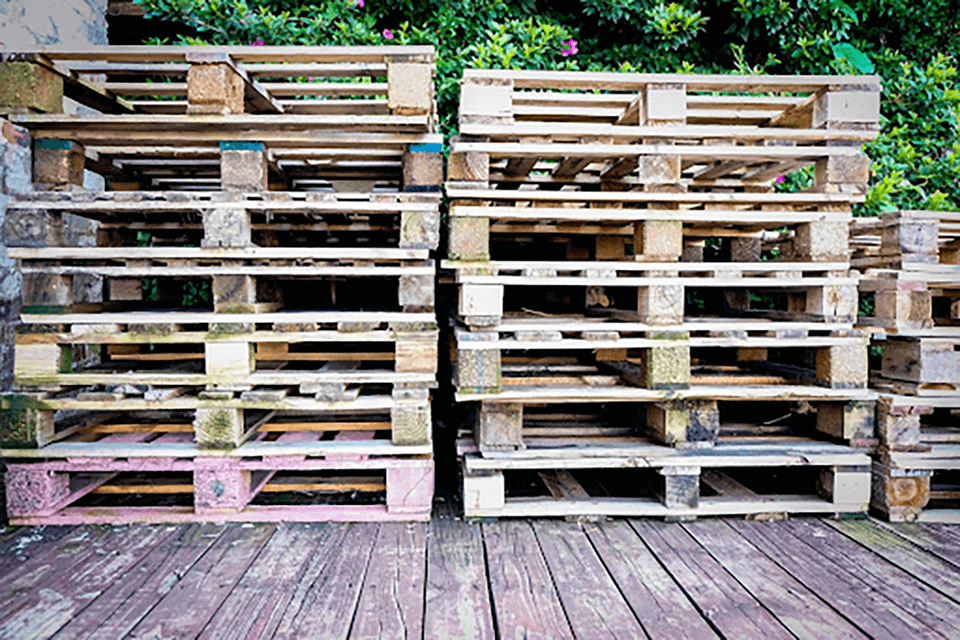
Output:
[832,42,875,73]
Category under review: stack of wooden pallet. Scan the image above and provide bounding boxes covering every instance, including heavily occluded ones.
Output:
[0,45,441,523]
[447,69,879,519]
[852,211,960,522]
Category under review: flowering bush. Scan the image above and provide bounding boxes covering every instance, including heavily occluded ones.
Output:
[136,0,960,213]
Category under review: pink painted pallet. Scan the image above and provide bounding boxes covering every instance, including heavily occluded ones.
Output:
[4,432,434,524]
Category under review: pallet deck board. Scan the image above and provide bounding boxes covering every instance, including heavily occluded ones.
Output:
[0,517,957,638]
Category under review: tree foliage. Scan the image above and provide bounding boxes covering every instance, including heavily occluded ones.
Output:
[139,0,960,213]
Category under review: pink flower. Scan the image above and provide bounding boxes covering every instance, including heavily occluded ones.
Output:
[774,175,785,184]
[561,38,578,57]
[249,38,265,46]
[356,0,364,6]
[383,29,393,40]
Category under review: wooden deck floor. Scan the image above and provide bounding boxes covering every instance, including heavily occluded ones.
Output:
[2,509,960,639]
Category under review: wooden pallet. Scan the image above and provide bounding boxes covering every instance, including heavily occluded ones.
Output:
[443,260,857,327]
[457,393,876,453]
[452,319,868,396]
[451,69,878,189]
[2,389,433,449]
[458,437,870,519]
[8,191,441,249]
[446,188,859,263]
[869,394,960,522]
[4,442,434,524]
[1,46,442,190]
[850,211,960,271]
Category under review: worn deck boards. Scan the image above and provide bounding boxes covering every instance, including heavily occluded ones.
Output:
[0,516,958,639]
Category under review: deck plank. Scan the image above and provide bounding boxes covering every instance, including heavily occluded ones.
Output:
[483,520,573,639]
[532,520,647,638]
[798,519,960,634]
[870,521,960,570]
[0,526,80,577]
[631,520,793,639]
[125,524,276,639]
[683,519,868,639]
[0,524,174,640]
[729,520,942,639]
[423,512,496,640]
[197,523,330,640]
[585,520,718,639]
[273,523,377,640]
[53,523,227,640]
[349,523,428,639]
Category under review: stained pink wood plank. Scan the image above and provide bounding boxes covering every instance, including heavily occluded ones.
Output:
[0,524,173,639]
[729,520,942,639]
[423,509,495,640]
[273,523,378,640]
[0,526,79,576]
[197,523,330,640]
[796,519,960,636]
[586,520,717,639]
[880,522,960,569]
[125,524,276,639]
[349,522,428,639]
[482,520,573,639]
[631,520,793,639]
[532,520,646,638]
[52,523,227,640]
[683,520,867,640]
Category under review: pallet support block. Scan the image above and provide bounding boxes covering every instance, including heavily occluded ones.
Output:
[203,206,252,248]
[387,60,433,115]
[4,207,62,248]
[398,274,435,310]
[448,150,489,182]
[108,278,143,301]
[33,139,85,190]
[457,343,501,394]
[459,78,512,124]
[813,89,880,130]
[816,341,867,389]
[194,459,253,514]
[399,207,440,250]
[648,400,719,446]
[5,466,70,518]
[463,469,505,513]
[479,403,523,453]
[448,216,489,261]
[806,284,857,321]
[815,401,876,443]
[881,338,960,384]
[0,404,54,448]
[15,343,71,379]
[638,281,684,325]
[871,461,931,522]
[795,220,849,262]
[205,342,255,378]
[0,62,64,113]
[659,465,700,514]
[22,272,71,307]
[402,142,443,192]
[875,399,927,450]
[730,236,762,262]
[817,465,871,510]
[220,142,268,192]
[194,407,246,449]
[187,61,244,115]
[213,274,256,313]
[459,284,502,326]
[390,401,431,446]
[874,280,931,330]
[814,154,870,192]
[386,462,434,514]
[880,215,939,259]
[395,332,438,373]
